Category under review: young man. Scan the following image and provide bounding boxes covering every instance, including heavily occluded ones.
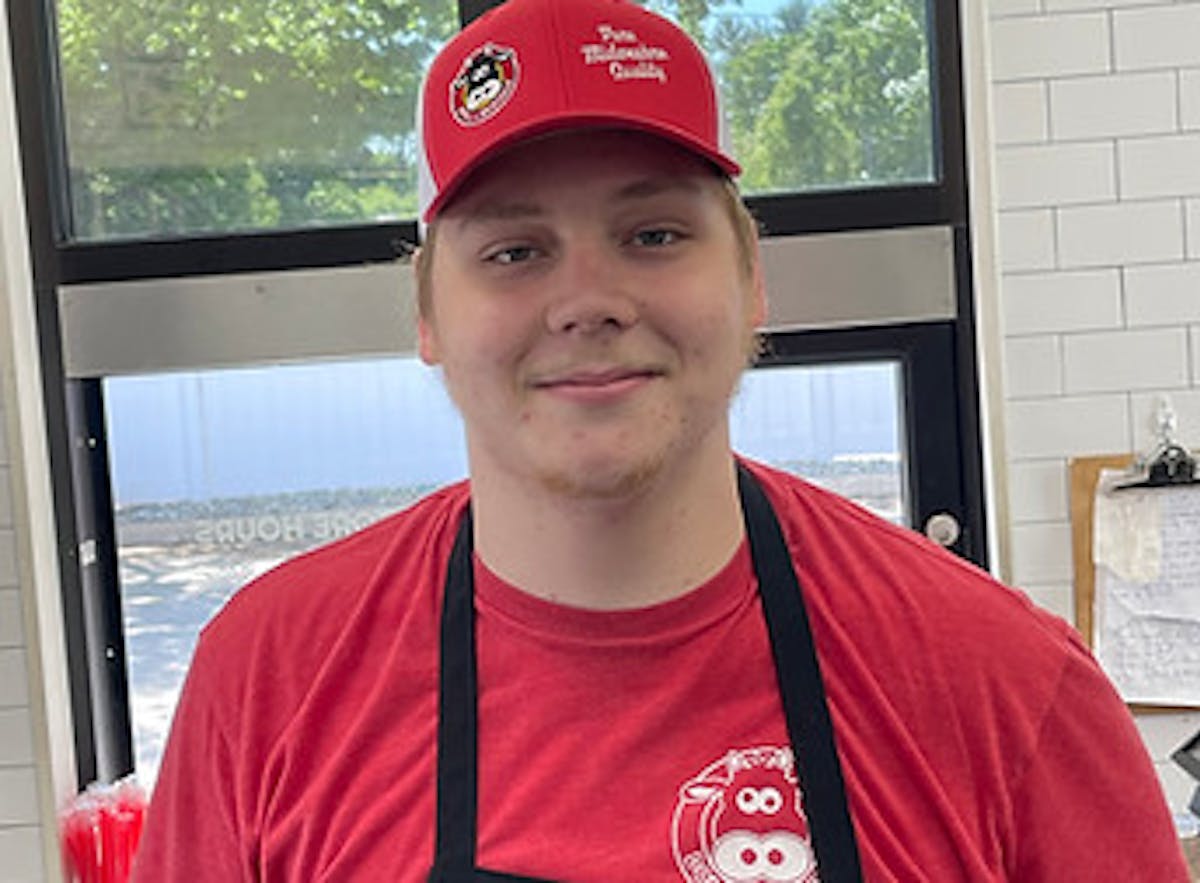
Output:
[133,0,1189,880]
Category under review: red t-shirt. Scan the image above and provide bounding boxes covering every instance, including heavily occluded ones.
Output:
[132,461,1189,881]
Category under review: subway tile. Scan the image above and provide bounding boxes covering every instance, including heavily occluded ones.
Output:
[0,826,44,882]
[1188,198,1200,259]
[1004,335,1063,397]
[992,82,1049,144]
[1058,200,1184,268]
[1007,459,1070,522]
[1125,262,1200,326]
[1007,394,1129,459]
[1114,5,1200,72]
[996,142,1114,208]
[1010,521,1073,585]
[0,470,11,528]
[1001,269,1122,334]
[0,649,29,709]
[1019,583,1074,622]
[989,13,1110,81]
[1045,0,1158,11]
[0,532,17,590]
[0,768,39,825]
[1136,711,1200,760]
[1050,71,1176,140]
[1154,761,1197,816]
[1130,390,1200,454]
[989,0,1041,18]
[0,708,33,767]
[1119,134,1200,200]
[997,210,1057,271]
[1063,328,1189,393]
[1183,69,1200,131]
[0,591,21,648]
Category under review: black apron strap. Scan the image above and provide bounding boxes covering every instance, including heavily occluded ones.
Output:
[433,506,479,878]
[432,466,864,882]
[432,507,558,883]
[737,463,864,883]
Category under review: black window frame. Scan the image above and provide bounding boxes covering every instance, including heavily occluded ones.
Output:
[7,0,983,786]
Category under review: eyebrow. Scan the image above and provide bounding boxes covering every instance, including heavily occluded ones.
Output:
[456,175,707,229]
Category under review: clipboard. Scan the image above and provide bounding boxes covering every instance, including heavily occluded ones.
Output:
[1069,450,1200,712]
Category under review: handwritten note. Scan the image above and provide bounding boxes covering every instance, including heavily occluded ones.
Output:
[1094,477,1200,706]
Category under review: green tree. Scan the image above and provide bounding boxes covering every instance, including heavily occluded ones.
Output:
[54,0,931,240]
[56,0,455,238]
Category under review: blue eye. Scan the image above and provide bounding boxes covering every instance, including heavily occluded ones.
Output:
[632,228,680,247]
[487,245,538,265]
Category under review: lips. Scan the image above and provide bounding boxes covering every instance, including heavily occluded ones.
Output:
[532,366,661,389]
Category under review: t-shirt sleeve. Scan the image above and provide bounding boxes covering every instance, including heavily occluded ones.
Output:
[130,629,251,882]
[1007,640,1190,881]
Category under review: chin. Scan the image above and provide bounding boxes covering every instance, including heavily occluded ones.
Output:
[534,450,668,501]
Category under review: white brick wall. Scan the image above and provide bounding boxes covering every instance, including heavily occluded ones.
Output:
[988,0,1200,817]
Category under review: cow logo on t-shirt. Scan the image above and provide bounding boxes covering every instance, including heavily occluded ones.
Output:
[671,746,817,882]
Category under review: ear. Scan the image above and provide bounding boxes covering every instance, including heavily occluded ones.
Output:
[413,246,441,366]
[418,315,440,366]
[747,250,767,329]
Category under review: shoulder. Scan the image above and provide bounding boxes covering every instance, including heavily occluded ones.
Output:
[741,458,1084,712]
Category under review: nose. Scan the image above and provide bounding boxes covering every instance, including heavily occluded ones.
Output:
[543,241,639,336]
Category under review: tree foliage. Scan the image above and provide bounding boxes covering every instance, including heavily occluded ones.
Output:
[54,0,931,239]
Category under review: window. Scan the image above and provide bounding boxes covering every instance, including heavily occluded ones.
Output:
[9,0,982,788]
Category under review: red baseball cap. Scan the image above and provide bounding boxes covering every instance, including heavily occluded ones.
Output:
[417,0,741,223]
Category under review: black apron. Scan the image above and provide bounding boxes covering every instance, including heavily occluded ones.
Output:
[428,464,864,882]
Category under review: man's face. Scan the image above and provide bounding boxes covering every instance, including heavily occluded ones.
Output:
[418,129,764,500]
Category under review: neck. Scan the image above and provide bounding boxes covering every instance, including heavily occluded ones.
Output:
[469,448,745,610]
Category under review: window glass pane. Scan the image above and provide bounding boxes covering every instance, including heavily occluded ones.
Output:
[645,0,935,196]
[731,361,907,523]
[110,356,904,786]
[108,357,467,785]
[56,0,934,241]
[55,0,457,240]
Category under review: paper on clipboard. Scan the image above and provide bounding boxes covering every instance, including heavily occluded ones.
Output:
[1092,470,1200,706]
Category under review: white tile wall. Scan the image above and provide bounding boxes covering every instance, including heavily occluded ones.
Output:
[1004,335,1063,397]
[0,768,38,826]
[1062,327,1190,393]
[1050,72,1177,140]
[996,142,1115,208]
[1006,394,1130,459]
[1183,69,1200,131]
[1007,459,1071,522]
[989,0,1200,819]
[1002,268,1122,334]
[1114,5,1200,72]
[0,649,28,709]
[992,82,1049,145]
[997,209,1057,271]
[989,14,1110,81]
[1125,262,1200,326]
[1188,198,1200,258]
[0,827,43,882]
[988,0,1041,19]
[1130,390,1200,452]
[1019,583,1074,621]
[0,590,21,648]
[1010,521,1074,584]
[1119,134,1200,200]
[1058,200,1185,267]
[0,707,33,767]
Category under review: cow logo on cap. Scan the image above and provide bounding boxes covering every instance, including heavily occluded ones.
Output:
[672,746,817,882]
[450,43,519,126]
